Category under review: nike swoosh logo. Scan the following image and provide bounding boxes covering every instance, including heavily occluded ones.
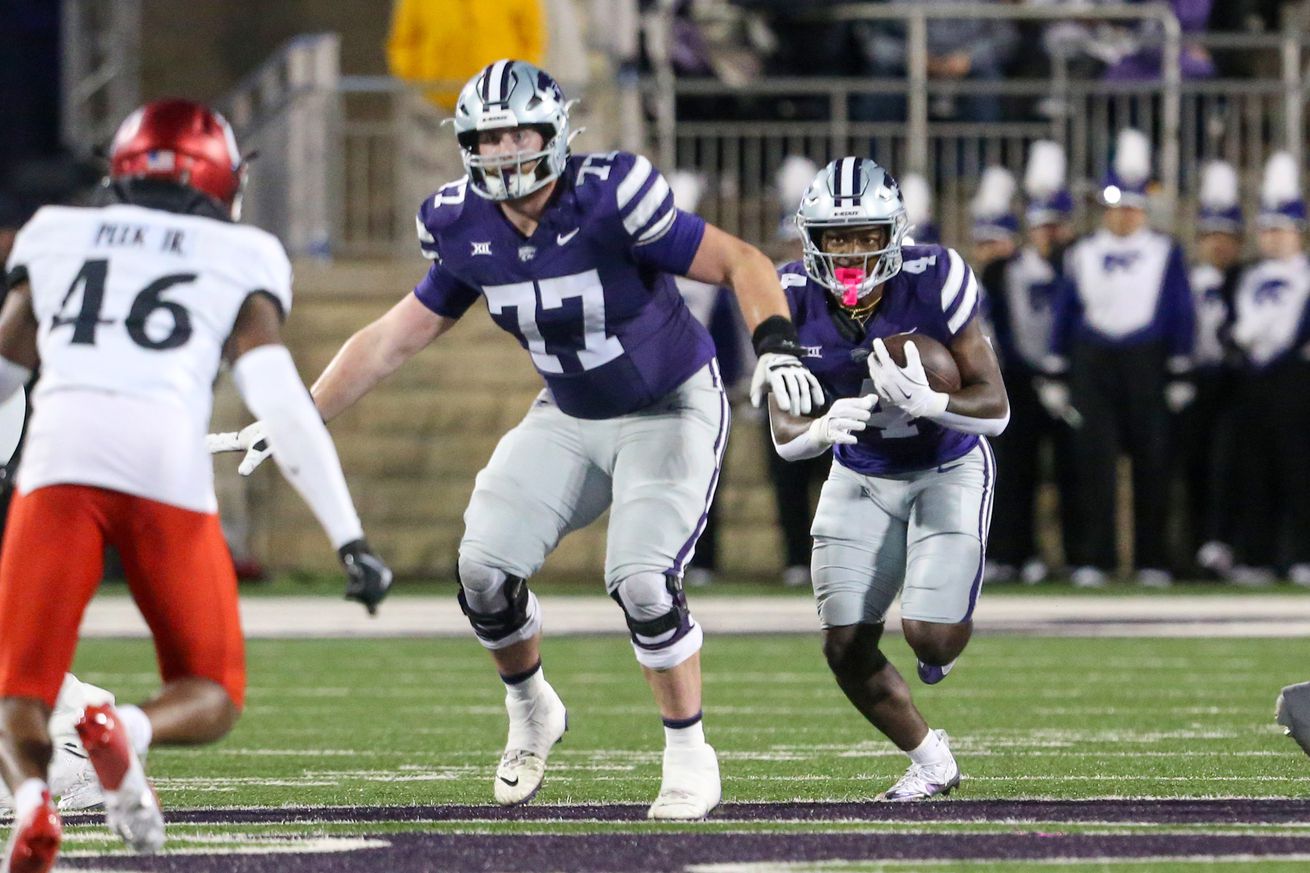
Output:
[557,228,580,246]
[498,775,520,787]
[937,462,964,473]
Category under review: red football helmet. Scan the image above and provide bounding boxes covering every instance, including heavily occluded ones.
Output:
[108,99,245,218]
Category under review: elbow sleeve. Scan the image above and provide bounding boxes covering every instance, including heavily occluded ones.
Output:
[232,344,364,549]
[930,408,1010,437]
[771,419,829,462]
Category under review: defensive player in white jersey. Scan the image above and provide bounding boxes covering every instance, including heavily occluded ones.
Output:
[769,158,1009,800]
[0,100,392,872]
[0,381,109,815]
[0,675,111,815]
[211,60,822,819]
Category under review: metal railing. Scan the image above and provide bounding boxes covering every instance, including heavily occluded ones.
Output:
[658,75,1307,247]
[646,2,1310,246]
[223,5,1310,257]
[60,0,142,157]
[222,34,341,258]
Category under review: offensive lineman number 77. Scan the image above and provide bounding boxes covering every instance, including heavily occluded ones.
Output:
[51,258,195,350]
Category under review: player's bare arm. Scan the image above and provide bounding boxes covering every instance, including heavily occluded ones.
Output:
[0,282,40,373]
[684,224,789,330]
[685,224,825,415]
[942,319,1008,420]
[222,292,284,361]
[309,293,457,422]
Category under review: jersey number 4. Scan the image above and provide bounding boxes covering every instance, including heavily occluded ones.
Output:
[483,269,623,373]
[860,378,919,438]
[52,259,194,350]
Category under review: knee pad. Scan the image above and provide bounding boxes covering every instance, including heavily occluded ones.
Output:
[456,557,541,650]
[610,572,702,670]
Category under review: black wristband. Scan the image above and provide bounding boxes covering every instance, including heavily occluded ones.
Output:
[752,315,802,357]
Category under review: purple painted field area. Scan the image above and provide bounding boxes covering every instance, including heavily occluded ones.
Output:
[62,797,1310,826]
[55,800,1310,872]
[58,830,1310,872]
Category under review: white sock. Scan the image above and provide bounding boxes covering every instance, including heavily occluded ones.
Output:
[13,777,48,817]
[117,704,153,757]
[664,717,706,750]
[908,729,950,767]
[503,665,548,705]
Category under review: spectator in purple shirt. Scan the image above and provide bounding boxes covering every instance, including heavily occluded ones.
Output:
[1102,0,1216,81]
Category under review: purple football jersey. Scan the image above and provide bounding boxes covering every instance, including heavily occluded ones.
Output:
[412,151,715,419]
[781,245,980,474]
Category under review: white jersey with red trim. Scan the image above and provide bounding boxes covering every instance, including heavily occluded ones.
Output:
[4,203,293,512]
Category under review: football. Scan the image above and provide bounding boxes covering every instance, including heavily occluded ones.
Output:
[879,333,962,393]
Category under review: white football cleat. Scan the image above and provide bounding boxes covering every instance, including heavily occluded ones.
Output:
[647,743,721,820]
[50,742,104,812]
[880,731,961,801]
[494,682,567,806]
[75,704,164,853]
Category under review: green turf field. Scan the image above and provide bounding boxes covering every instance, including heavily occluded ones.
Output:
[70,634,1305,806]
[48,631,1309,871]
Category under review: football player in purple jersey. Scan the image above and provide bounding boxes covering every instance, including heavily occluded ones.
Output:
[768,158,1009,801]
[210,59,823,819]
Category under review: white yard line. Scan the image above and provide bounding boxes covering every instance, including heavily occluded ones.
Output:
[76,594,1310,639]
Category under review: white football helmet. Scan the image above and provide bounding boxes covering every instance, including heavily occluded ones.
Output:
[452,59,576,201]
[797,157,909,304]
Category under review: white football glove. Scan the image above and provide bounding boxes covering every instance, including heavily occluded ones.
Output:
[808,395,877,447]
[750,352,825,416]
[867,338,948,420]
[205,420,272,476]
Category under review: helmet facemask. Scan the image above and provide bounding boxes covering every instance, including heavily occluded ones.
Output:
[795,157,910,306]
[452,60,577,202]
[458,122,568,201]
[801,213,909,306]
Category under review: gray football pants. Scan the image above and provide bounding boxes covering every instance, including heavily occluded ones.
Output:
[811,439,995,627]
[460,362,730,590]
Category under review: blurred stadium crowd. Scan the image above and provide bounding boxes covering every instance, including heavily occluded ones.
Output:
[3,0,1310,589]
[660,0,1297,122]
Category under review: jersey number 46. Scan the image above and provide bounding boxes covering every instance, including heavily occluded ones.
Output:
[52,258,194,350]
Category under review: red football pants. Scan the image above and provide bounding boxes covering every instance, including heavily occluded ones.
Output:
[0,485,245,709]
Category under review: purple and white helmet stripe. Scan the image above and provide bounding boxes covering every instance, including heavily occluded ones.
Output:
[480,59,513,105]
[835,156,860,203]
[454,59,573,201]
[797,157,910,302]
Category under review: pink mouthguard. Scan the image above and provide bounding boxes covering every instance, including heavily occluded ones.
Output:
[834,267,865,306]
